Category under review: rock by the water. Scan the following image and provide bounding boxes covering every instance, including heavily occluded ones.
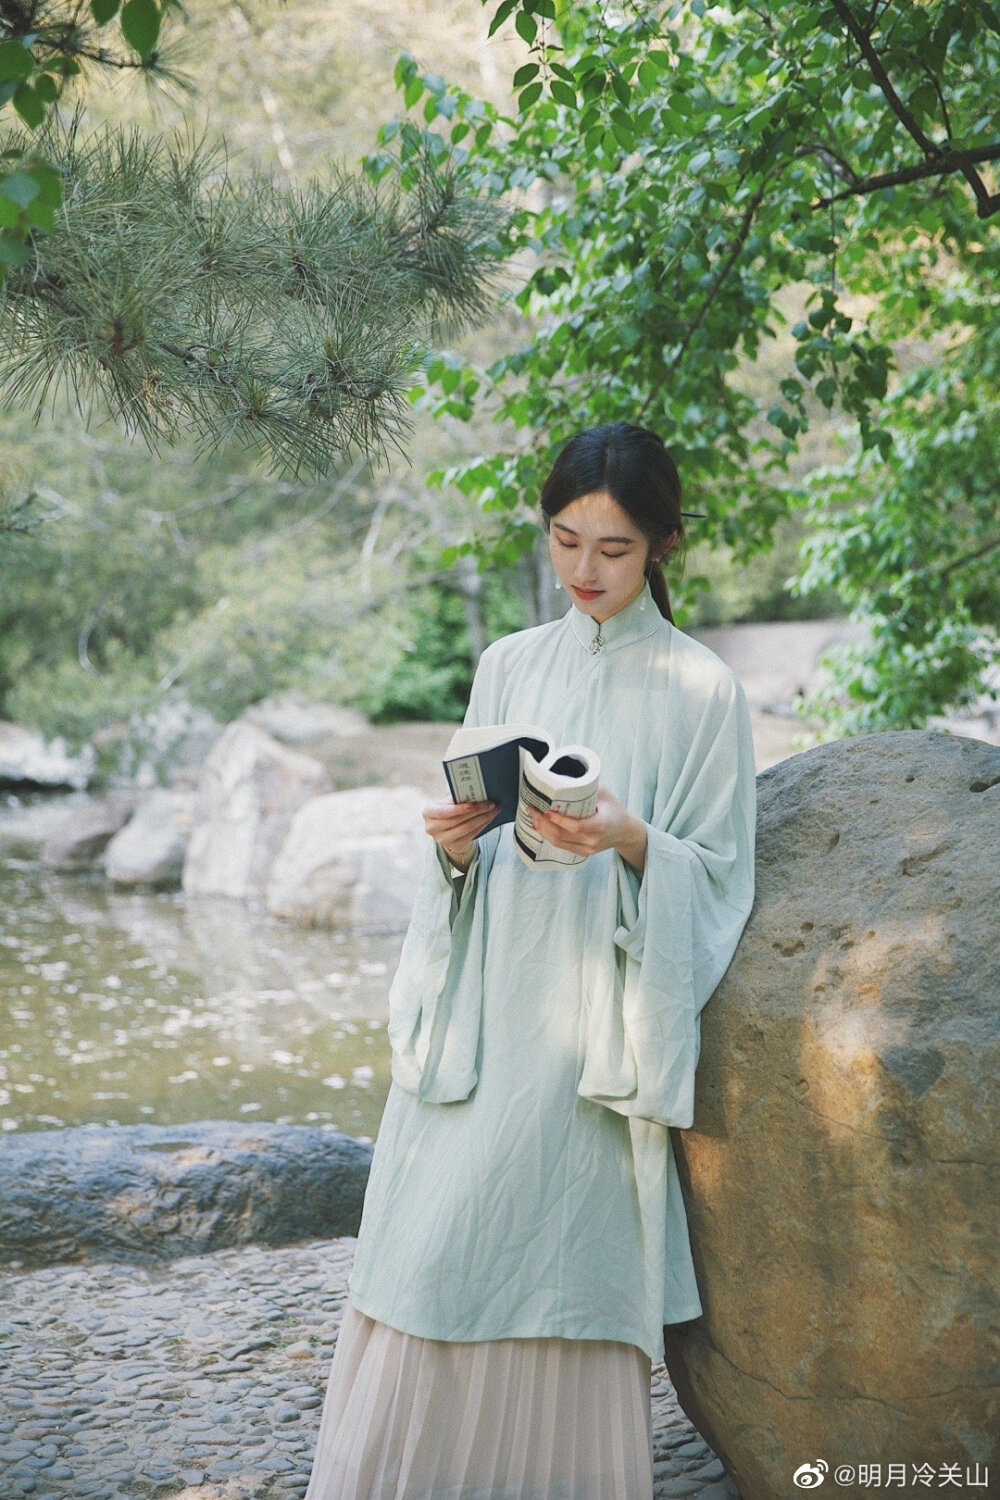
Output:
[40,791,139,871]
[242,694,369,744]
[266,784,428,928]
[182,721,331,899]
[104,787,195,887]
[665,730,999,1499]
[0,1120,372,1270]
[0,719,95,789]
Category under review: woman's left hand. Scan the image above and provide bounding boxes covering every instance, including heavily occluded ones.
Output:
[529,784,647,874]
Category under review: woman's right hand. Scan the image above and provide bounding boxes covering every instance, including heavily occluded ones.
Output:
[423,799,500,872]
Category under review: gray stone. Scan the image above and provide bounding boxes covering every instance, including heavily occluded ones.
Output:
[0,1120,371,1269]
[265,784,428,927]
[182,721,331,899]
[40,793,139,871]
[104,788,194,888]
[241,697,369,745]
[0,720,94,790]
[665,730,999,1500]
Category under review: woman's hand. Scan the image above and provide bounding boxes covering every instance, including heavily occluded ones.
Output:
[423,799,500,873]
[529,784,648,875]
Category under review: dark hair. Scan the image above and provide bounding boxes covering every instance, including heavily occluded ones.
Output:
[539,422,685,622]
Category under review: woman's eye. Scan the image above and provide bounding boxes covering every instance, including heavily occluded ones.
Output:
[555,540,629,558]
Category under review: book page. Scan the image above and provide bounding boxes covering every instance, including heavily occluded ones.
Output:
[513,745,601,868]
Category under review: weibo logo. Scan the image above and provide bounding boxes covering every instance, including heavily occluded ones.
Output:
[793,1461,830,1488]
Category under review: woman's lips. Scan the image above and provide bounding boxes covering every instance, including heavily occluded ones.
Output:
[572,587,603,600]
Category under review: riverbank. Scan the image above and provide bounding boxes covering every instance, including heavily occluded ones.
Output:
[0,1237,736,1500]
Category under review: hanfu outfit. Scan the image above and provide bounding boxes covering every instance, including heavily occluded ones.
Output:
[303,579,756,1499]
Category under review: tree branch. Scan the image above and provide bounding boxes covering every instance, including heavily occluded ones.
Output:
[637,177,770,423]
[812,144,1000,216]
[829,0,939,157]
[933,535,1000,583]
[828,0,998,217]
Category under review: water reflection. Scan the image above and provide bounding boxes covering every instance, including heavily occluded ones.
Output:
[0,852,401,1142]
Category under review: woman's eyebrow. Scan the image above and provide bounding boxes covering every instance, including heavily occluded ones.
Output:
[552,522,637,543]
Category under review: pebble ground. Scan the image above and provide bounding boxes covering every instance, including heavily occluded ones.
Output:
[0,1239,738,1500]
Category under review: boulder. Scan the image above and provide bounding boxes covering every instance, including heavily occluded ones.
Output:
[181,722,331,899]
[266,784,428,928]
[0,720,94,790]
[665,730,999,1499]
[0,791,94,853]
[104,788,195,887]
[40,791,140,871]
[241,694,369,745]
[0,1120,372,1269]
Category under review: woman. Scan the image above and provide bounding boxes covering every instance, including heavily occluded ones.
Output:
[304,422,757,1499]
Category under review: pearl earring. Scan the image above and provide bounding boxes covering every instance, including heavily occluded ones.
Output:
[554,580,563,590]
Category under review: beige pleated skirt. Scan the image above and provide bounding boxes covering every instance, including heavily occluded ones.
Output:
[302,1300,654,1500]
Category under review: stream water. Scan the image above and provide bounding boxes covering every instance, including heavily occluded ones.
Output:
[0,797,401,1142]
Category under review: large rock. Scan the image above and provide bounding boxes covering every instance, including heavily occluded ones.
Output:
[242,694,369,745]
[0,719,95,789]
[40,791,139,871]
[0,1120,372,1270]
[182,722,331,899]
[266,784,428,928]
[104,787,195,887]
[665,731,998,1499]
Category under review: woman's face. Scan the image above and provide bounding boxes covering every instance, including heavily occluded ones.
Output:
[547,489,669,624]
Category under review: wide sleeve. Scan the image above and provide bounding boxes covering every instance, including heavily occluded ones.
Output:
[576,669,756,1129]
[386,644,502,1103]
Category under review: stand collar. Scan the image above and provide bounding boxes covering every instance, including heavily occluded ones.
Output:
[566,578,664,655]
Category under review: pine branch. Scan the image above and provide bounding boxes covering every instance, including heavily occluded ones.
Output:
[0,117,507,476]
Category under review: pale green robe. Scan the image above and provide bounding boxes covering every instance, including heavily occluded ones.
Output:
[347,579,756,1362]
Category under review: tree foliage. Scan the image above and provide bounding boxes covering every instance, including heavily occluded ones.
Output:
[0,2,505,475]
[0,1,183,271]
[365,0,999,730]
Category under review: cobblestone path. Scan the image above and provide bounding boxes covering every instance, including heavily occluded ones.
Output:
[0,1241,737,1499]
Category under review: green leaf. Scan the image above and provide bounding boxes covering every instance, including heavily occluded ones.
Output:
[638,59,663,92]
[91,0,122,22]
[25,197,54,232]
[33,73,58,103]
[0,233,31,265]
[515,10,538,45]
[12,85,46,129]
[550,79,578,108]
[488,0,518,37]
[513,63,540,87]
[0,171,40,208]
[31,162,62,205]
[120,0,162,60]
[0,41,35,84]
[518,81,543,112]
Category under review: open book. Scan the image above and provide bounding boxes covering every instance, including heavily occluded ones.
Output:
[443,723,600,869]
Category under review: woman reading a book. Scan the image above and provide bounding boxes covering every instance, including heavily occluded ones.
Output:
[304,422,756,1499]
